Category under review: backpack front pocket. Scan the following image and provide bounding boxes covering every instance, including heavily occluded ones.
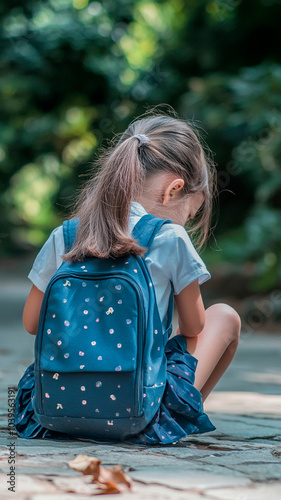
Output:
[39,370,139,419]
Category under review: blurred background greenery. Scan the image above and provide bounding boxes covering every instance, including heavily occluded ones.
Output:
[1,0,281,326]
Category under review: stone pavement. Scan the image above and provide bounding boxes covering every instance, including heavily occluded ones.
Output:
[0,261,281,499]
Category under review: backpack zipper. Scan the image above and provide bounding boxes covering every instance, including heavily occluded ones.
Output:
[35,270,146,418]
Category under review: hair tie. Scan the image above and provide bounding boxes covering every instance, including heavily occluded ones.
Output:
[132,134,150,147]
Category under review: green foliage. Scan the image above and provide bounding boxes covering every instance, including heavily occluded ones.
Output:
[178,61,281,289]
[1,0,281,292]
[0,0,180,250]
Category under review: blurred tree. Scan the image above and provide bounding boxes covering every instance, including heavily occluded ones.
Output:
[0,0,280,292]
[0,0,128,249]
[0,0,182,249]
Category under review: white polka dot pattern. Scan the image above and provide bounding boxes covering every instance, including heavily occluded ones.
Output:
[38,250,170,438]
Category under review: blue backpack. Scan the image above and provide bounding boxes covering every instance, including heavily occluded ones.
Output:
[33,213,175,441]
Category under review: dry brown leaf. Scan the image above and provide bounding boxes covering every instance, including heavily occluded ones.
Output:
[68,454,132,495]
[98,465,132,493]
[68,454,101,479]
[97,481,121,495]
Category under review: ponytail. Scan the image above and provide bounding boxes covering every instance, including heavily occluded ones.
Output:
[63,109,216,261]
[63,137,148,262]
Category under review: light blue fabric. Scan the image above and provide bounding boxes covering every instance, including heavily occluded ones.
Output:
[28,201,211,334]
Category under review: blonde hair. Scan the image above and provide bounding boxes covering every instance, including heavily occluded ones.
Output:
[63,106,217,262]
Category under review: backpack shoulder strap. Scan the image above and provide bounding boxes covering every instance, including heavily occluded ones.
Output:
[132,214,175,333]
[132,213,173,251]
[63,214,173,254]
[62,218,80,252]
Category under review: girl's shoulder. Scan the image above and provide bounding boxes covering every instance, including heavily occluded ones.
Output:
[27,225,65,292]
[41,224,65,256]
[148,222,211,295]
[152,221,199,257]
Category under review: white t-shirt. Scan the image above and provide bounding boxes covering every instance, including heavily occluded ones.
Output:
[28,201,211,334]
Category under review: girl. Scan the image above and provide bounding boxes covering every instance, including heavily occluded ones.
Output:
[14,109,241,446]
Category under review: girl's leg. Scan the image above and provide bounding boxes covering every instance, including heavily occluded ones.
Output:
[178,303,241,402]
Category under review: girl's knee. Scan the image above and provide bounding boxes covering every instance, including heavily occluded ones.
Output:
[207,303,241,340]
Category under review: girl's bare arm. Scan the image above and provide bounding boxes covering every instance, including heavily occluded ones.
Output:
[174,279,205,337]
[23,285,44,335]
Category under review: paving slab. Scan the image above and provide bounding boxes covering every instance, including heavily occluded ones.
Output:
[204,483,281,500]
[1,270,281,498]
